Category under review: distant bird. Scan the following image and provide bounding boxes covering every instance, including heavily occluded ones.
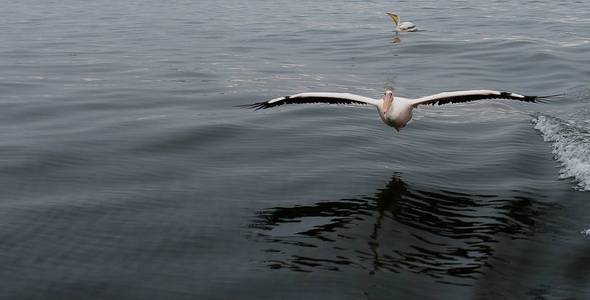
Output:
[243,90,552,132]
[386,12,417,32]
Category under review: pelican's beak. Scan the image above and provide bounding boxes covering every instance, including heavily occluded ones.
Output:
[382,90,394,114]
[386,12,399,25]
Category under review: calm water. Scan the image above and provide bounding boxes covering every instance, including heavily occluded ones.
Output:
[1,0,590,299]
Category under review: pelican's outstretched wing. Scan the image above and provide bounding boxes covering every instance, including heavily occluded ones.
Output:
[410,90,549,107]
[242,92,380,110]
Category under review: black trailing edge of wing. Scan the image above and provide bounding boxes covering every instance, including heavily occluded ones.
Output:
[238,96,370,110]
[422,92,564,106]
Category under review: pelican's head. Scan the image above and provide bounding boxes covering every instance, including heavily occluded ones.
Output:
[382,90,394,114]
[386,12,400,25]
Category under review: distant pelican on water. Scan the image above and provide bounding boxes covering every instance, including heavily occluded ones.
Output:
[386,11,417,32]
[242,90,555,132]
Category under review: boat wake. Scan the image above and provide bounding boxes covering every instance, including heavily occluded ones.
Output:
[533,114,590,191]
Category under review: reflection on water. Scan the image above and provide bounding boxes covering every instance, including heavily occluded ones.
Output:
[250,174,555,285]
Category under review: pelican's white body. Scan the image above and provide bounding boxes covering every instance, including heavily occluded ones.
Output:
[378,96,413,131]
[396,21,417,32]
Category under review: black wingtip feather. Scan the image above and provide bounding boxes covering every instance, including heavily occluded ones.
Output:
[536,93,567,102]
[236,100,275,110]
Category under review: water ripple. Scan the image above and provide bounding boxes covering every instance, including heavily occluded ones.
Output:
[250,175,558,285]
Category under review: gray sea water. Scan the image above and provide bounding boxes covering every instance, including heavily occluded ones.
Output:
[1,0,590,299]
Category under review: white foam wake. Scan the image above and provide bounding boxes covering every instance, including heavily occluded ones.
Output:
[532,114,590,191]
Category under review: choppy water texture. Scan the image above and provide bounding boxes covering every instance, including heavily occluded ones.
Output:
[1,0,590,299]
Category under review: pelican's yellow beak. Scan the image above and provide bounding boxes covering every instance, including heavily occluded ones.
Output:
[386,12,399,25]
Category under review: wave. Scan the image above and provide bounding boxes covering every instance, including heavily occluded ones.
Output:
[532,114,590,191]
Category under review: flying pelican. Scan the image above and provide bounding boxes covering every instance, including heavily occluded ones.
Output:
[243,90,552,132]
[386,12,417,32]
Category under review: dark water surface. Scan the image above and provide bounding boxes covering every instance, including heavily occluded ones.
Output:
[1,0,590,299]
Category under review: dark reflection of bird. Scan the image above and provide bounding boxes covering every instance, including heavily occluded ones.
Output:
[250,174,556,283]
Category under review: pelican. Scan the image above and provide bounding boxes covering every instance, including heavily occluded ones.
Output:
[243,90,553,132]
[387,12,417,32]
